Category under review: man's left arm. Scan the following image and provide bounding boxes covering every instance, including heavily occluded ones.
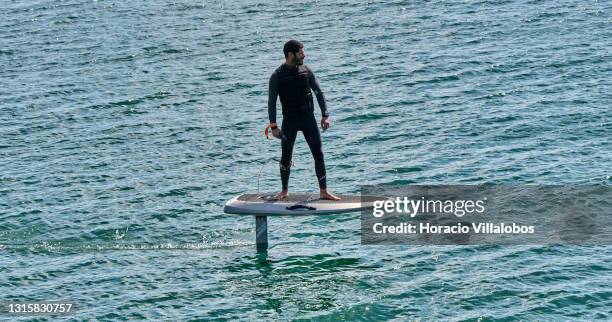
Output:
[307,66,329,118]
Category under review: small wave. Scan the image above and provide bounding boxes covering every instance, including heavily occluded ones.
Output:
[0,240,253,252]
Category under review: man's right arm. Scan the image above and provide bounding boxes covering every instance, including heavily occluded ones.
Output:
[268,71,279,124]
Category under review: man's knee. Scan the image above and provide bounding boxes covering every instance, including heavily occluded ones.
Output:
[279,161,292,171]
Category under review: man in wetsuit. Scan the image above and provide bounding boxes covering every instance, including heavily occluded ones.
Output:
[267,40,340,201]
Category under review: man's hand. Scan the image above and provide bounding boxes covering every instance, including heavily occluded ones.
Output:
[272,127,282,139]
[321,116,330,131]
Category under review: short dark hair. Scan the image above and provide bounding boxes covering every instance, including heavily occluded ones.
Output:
[283,40,303,58]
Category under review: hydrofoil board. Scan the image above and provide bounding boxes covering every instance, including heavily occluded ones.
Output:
[224,193,382,216]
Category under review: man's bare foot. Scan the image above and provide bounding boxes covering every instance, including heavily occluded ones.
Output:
[274,190,288,200]
[320,189,341,201]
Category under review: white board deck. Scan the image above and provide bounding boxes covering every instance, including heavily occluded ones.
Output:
[224,193,382,216]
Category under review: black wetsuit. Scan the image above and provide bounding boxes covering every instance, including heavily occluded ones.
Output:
[268,63,329,190]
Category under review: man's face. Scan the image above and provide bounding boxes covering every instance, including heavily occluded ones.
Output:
[292,48,305,65]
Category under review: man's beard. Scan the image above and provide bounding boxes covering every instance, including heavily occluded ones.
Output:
[294,57,303,65]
